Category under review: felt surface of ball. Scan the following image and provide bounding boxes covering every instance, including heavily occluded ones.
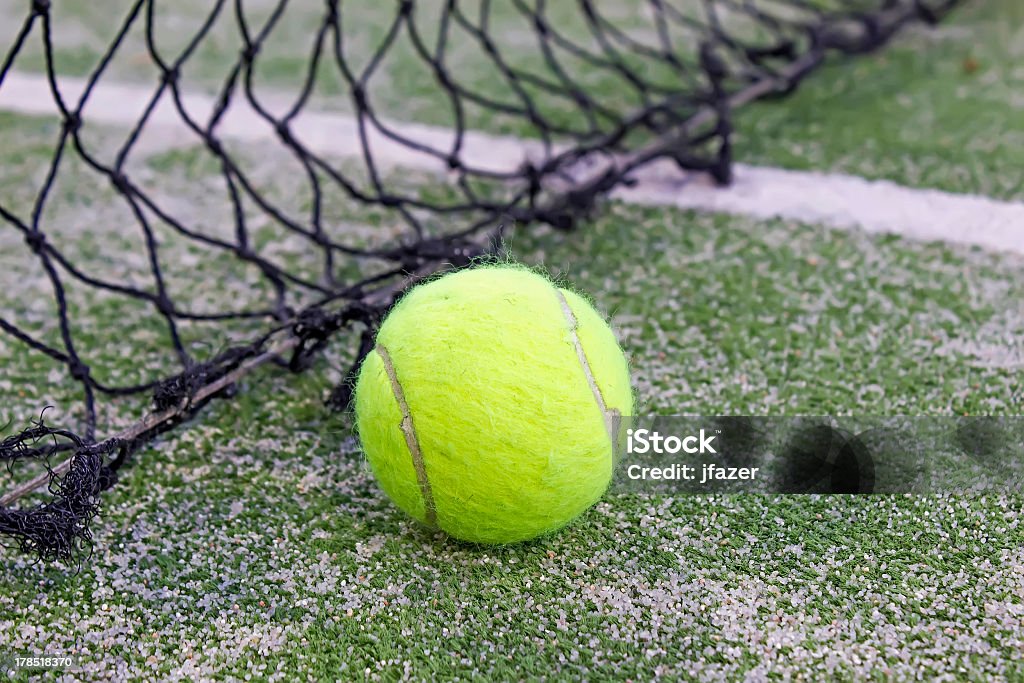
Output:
[354,265,633,544]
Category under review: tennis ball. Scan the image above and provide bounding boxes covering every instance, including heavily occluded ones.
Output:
[354,265,633,544]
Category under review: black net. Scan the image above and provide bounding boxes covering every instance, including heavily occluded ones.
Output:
[0,0,960,561]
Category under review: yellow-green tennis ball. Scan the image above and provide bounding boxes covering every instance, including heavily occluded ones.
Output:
[354,265,633,544]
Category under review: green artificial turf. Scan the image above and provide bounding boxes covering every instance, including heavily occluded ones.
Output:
[0,1,1022,680]
[734,0,1024,201]
[2,191,1022,678]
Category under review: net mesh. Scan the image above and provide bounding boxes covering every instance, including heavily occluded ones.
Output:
[0,0,960,561]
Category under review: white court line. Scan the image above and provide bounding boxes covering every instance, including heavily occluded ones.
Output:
[619,160,1024,256]
[0,71,544,174]
[2,71,1022,256]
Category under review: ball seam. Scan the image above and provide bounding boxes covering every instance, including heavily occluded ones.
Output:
[556,290,621,447]
[374,343,438,528]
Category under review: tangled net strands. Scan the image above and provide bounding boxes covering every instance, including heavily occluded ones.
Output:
[0,0,961,562]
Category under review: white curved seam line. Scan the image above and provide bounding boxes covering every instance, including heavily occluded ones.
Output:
[375,344,437,527]
[556,291,620,445]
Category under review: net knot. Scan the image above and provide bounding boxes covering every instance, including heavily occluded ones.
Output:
[241,44,260,63]
[153,376,188,410]
[31,0,50,16]
[155,295,175,317]
[162,66,180,86]
[110,171,130,192]
[275,121,293,144]
[434,69,453,89]
[63,112,82,134]
[68,360,90,382]
[152,360,225,411]
[24,231,46,252]
[351,84,367,108]
[289,308,341,371]
[294,307,338,342]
